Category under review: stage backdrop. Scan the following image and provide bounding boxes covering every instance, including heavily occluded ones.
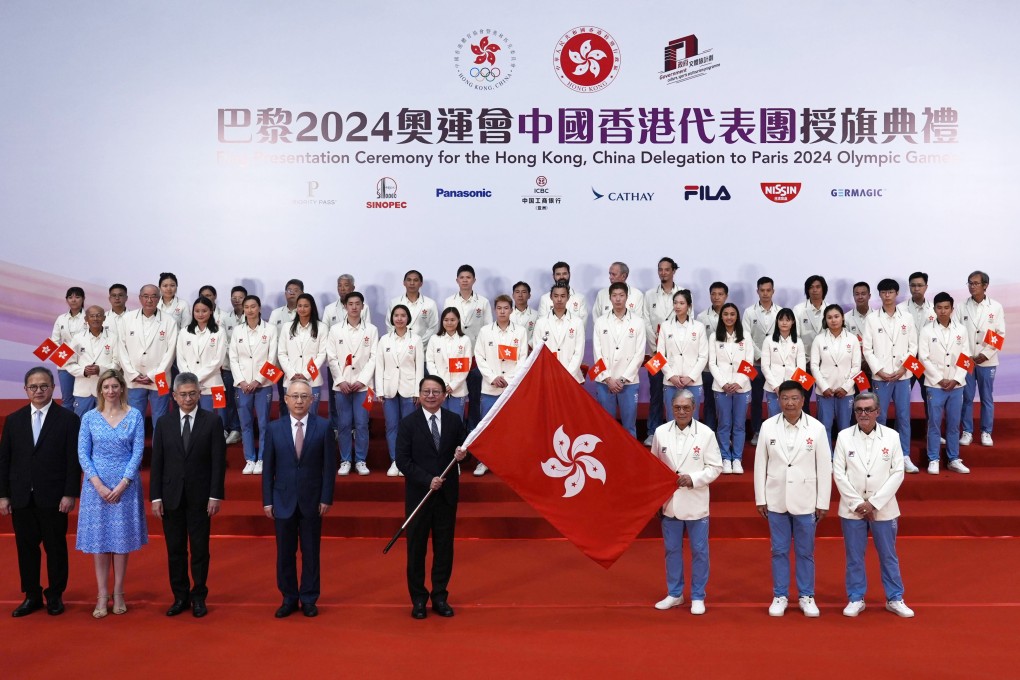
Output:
[1,1,1016,398]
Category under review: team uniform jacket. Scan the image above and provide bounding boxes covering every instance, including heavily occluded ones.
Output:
[863,310,917,382]
[810,330,862,393]
[708,333,755,393]
[118,309,178,390]
[644,284,682,351]
[754,413,833,514]
[954,296,1006,367]
[532,312,585,383]
[918,320,972,388]
[176,325,228,394]
[443,293,492,345]
[761,335,806,393]
[375,330,424,399]
[742,303,779,362]
[538,288,589,325]
[651,420,723,520]
[510,307,539,345]
[656,318,709,385]
[228,320,279,387]
[427,333,473,398]
[66,327,121,397]
[158,296,190,328]
[832,423,903,521]
[386,294,439,348]
[326,320,378,392]
[277,321,328,388]
[793,300,827,363]
[592,285,645,320]
[474,322,529,396]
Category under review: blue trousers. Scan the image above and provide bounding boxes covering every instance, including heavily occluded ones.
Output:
[767,511,817,598]
[335,390,369,463]
[874,379,912,456]
[73,395,97,418]
[927,387,963,462]
[596,382,639,438]
[961,365,995,435]
[817,394,853,446]
[661,515,710,600]
[127,388,170,430]
[647,371,666,435]
[664,385,704,427]
[701,371,717,429]
[841,516,905,601]
[383,395,415,461]
[479,393,499,420]
[714,391,749,461]
[765,391,781,418]
[56,369,76,410]
[442,395,465,422]
[237,386,273,462]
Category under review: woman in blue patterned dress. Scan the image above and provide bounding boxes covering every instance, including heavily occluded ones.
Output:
[76,369,147,618]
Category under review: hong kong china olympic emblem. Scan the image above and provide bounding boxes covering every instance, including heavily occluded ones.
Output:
[454,29,516,91]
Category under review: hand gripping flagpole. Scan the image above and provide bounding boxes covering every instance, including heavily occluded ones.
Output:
[382,456,459,554]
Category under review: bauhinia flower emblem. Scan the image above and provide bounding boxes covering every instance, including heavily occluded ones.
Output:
[567,39,608,78]
[471,36,500,65]
[541,425,606,498]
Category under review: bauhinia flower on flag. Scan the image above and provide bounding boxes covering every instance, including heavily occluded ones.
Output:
[790,367,815,390]
[737,359,758,381]
[853,371,870,391]
[306,358,320,381]
[983,329,1004,350]
[498,344,518,361]
[49,343,75,368]
[956,353,974,374]
[33,338,59,361]
[644,351,666,376]
[211,385,226,409]
[362,387,375,411]
[448,357,470,373]
[155,372,170,396]
[463,343,678,568]
[902,354,925,379]
[587,357,607,381]
[260,362,283,384]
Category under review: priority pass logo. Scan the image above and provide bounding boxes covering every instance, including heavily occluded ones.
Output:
[554,27,620,92]
[454,29,516,91]
[760,182,801,203]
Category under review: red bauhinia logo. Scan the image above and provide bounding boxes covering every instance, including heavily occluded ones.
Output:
[554,27,621,93]
[761,182,802,203]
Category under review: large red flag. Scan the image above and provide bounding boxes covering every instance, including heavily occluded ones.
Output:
[464,344,678,568]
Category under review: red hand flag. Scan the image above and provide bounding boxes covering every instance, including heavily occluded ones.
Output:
[449,357,470,373]
[155,372,170,396]
[49,343,75,368]
[307,358,320,381]
[902,354,925,379]
[852,371,870,391]
[260,362,283,384]
[211,385,226,409]
[737,360,758,381]
[33,338,59,361]
[956,353,974,374]
[644,352,667,376]
[498,344,518,361]
[344,353,353,367]
[790,367,815,390]
[984,329,1004,350]
[362,387,376,411]
[587,358,607,381]
[464,346,678,568]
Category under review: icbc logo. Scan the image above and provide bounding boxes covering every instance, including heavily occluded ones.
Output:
[760,182,801,203]
[553,27,620,92]
[535,176,549,194]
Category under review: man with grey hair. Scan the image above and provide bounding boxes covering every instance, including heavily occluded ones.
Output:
[832,391,913,618]
[593,261,646,320]
[150,372,226,618]
[119,284,178,430]
[955,270,1005,448]
[650,390,722,615]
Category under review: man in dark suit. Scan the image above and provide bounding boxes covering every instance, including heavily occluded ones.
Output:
[150,372,226,618]
[396,375,467,619]
[262,377,336,618]
[0,366,81,617]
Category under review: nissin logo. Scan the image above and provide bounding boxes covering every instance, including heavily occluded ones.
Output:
[761,182,801,203]
[684,185,730,201]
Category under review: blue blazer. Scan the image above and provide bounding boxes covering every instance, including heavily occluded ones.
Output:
[261,413,336,519]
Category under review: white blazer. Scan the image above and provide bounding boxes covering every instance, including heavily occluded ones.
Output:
[326,320,378,392]
[532,312,585,383]
[277,321,328,388]
[657,318,709,384]
[863,309,917,381]
[387,295,439,347]
[742,303,780,362]
[652,420,723,520]
[228,320,279,387]
[427,333,473,398]
[793,300,827,363]
[474,323,529,396]
[954,296,1006,367]
[918,320,972,388]
[592,285,645,320]
[157,296,190,328]
[50,311,86,346]
[753,413,832,515]
[761,335,806,393]
[591,312,647,384]
[118,310,178,390]
[375,330,424,399]
[509,307,539,345]
[708,332,755,392]
[443,293,492,344]
[176,325,228,394]
[538,288,589,324]
[644,284,681,351]
[66,327,121,397]
[810,329,861,394]
[832,423,903,521]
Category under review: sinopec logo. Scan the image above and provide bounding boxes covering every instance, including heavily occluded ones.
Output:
[761,182,801,203]
[684,185,730,201]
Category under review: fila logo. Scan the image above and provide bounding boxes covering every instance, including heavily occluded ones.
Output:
[684,185,730,201]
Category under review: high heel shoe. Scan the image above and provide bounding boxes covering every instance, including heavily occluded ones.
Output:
[112,593,127,615]
[93,594,109,619]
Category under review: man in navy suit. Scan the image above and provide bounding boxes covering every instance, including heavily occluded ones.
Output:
[396,375,468,619]
[0,367,81,617]
[262,377,336,618]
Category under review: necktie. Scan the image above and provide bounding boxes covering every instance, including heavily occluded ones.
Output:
[32,410,43,446]
[430,414,440,450]
[295,421,304,460]
[182,414,192,450]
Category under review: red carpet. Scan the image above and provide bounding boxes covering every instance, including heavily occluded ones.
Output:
[0,536,1017,679]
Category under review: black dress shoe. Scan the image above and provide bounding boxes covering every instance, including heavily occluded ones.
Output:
[192,598,208,618]
[12,598,43,618]
[411,601,427,619]
[166,599,190,617]
[301,602,318,618]
[46,596,65,616]
[432,600,454,617]
[275,601,299,618]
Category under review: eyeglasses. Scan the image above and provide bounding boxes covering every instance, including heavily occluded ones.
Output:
[671,404,694,411]
[286,393,312,400]
[140,294,159,300]
[854,407,879,415]
[25,384,53,392]
[176,391,199,400]
[420,389,444,396]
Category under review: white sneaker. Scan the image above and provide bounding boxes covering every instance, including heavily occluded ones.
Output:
[886,600,915,618]
[731,460,744,475]
[253,460,262,475]
[690,600,706,615]
[948,459,970,474]
[940,437,946,445]
[768,596,788,617]
[338,461,352,476]
[643,434,654,446]
[355,462,370,476]
[843,600,866,617]
[750,433,759,446]
[981,432,993,447]
[654,595,684,610]
[903,458,919,474]
[473,462,488,477]
[225,430,242,445]
[386,462,399,477]
[242,461,255,475]
[799,596,820,617]
[960,431,973,446]
[927,461,939,475]
[722,460,733,474]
